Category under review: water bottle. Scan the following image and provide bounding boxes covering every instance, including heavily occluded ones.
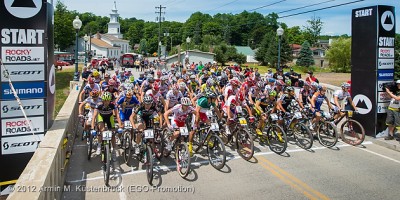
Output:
[76,84,79,90]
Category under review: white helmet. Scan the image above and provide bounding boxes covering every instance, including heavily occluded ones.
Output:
[181,97,192,106]
[179,82,186,89]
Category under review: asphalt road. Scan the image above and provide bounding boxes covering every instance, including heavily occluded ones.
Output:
[62,68,400,200]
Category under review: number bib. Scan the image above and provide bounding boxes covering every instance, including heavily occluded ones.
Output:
[236,106,243,113]
[210,123,219,131]
[144,129,154,139]
[180,127,189,136]
[239,117,247,125]
[124,121,132,128]
[294,112,302,119]
[102,131,112,141]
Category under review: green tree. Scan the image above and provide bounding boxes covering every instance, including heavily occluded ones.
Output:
[139,39,147,54]
[326,38,351,72]
[285,26,304,45]
[296,41,314,67]
[303,16,323,46]
[395,34,400,79]
[214,44,246,65]
[265,34,293,68]
[54,1,75,51]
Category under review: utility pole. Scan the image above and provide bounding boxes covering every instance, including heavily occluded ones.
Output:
[155,5,166,60]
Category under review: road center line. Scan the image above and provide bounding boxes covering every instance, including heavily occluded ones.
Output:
[66,142,372,184]
[258,156,330,200]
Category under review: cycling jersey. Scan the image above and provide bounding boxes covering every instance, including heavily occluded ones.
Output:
[82,83,101,99]
[257,94,275,111]
[117,96,140,121]
[96,103,116,129]
[300,88,311,104]
[84,96,102,109]
[332,90,351,102]
[170,104,195,124]
[166,90,183,108]
[197,96,216,111]
[200,84,216,93]
[135,103,159,127]
[279,94,297,111]
[159,82,169,97]
[314,93,326,111]
[188,80,199,92]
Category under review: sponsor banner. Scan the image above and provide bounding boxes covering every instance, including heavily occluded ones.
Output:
[1,116,44,137]
[1,99,44,118]
[1,134,44,155]
[377,91,391,103]
[1,81,45,100]
[377,80,393,92]
[1,47,44,63]
[1,64,45,82]
[377,102,389,114]
[377,59,395,69]
[378,48,394,58]
[377,69,394,80]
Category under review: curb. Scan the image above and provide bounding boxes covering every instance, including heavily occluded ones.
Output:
[365,135,400,152]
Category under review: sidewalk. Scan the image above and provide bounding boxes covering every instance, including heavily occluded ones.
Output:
[366,134,400,152]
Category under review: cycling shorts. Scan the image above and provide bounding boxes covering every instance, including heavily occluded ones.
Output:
[172,120,186,128]
[97,115,115,129]
[119,110,132,121]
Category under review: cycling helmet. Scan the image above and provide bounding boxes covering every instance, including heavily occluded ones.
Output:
[161,69,167,75]
[126,89,133,98]
[161,76,168,81]
[90,89,100,97]
[143,95,153,104]
[175,72,181,78]
[88,77,95,84]
[206,78,215,87]
[153,83,160,91]
[268,78,276,83]
[311,82,319,88]
[124,71,130,76]
[269,90,277,97]
[257,81,265,88]
[181,97,192,106]
[102,92,112,101]
[205,91,217,99]
[129,76,135,83]
[92,70,100,77]
[304,81,310,87]
[276,80,285,86]
[190,75,196,79]
[157,71,162,77]
[230,79,240,87]
[148,77,155,83]
[179,82,186,89]
[285,79,292,86]
[341,82,350,88]
[286,86,295,92]
[108,80,116,86]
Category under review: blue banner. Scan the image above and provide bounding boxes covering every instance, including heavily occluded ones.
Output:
[377,69,394,80]
[1,82,45,100]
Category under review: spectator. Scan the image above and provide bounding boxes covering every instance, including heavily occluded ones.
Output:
[273,68,285,82]
[81,66,91,82]
[265,68,274,79]
[284,68,301,86]
[305,71,319,84]
[384,80,400,140]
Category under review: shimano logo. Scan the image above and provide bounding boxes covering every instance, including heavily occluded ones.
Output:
[4,88,43,95]
[2,105,42,113]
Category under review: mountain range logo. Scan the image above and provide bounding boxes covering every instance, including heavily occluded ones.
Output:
[11,0,36,8]
[381,10,395,32]
[356,99,368,109]
[384,15,393,25]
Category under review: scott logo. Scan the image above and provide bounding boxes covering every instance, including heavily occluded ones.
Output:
[2,141,40,150]
[2,105,42,113]
[10,70,42,75]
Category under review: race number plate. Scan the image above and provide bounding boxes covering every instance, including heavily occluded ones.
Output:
[210,123,219,131]
[144,129,154,139]
[294,112,302,119]
[323,111,332,119]
[270,113,279,121]
[102,131,112,141]
[239,117,247,125]
[124,121,132,128]
[236,106,243,113]
[348,111,353,117]
[180,127,189,136]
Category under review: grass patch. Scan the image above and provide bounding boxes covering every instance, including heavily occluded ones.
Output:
[55,65,82,116]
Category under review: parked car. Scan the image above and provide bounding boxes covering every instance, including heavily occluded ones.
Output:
[62,59,74,65]
[55,60,69,70]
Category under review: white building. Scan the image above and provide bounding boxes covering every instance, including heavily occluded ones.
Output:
[76,1,130,60]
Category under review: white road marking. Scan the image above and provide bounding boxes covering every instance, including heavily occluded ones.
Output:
[359,147,400,164]
[66,141,373,184]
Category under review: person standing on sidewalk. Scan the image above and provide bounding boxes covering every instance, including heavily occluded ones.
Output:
[385,80,400,140]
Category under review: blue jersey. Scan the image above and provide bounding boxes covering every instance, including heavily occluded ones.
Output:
[117,96,140,121]
[314,94,326,111]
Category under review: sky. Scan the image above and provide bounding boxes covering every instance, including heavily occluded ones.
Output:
[60,0,399,36]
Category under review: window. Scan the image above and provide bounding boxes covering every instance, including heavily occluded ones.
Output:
[110,50,113,56]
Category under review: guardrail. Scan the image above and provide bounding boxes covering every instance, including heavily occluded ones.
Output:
[7,81,83,200]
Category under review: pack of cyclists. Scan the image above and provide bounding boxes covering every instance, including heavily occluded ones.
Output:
[78,62,359,171]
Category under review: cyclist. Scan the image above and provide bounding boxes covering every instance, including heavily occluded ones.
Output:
[164,97,196,152]
[116,89,140,138]
[79,77,100,102]
[309,86,333,130]
[78,90,101,138]
[277,86,304,125]
[188,74,200,95]
[129,95,163,155]
[165,84,183,111]
[92,70,101,84]
[299,81,311,106]
[91,92,119,164]
[254,90,278,136]
[194,91,222,156]
[332,82,358,119]
[159,76,170,98]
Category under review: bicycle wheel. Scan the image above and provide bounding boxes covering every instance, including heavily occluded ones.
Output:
[87,133,93,160]
[317,121,338,148]
[219,124,233,145]
[236,129,254,161]
[265,124,287,155]
[81,130,86,141]
[103,143,111,186]
[175,142,191,178]
[145,145,154,185]
[123,133,132,164]
[162,129,172,157]
[153,130,164,160]
[193,130,204,153]
[340,119,365,146]
[292,122,313,149]
[207,134,226,170]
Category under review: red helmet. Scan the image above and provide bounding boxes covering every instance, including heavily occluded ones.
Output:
[108,80,116,86]
[153,83,160,91]
[88,77,94,84]
[230,79,240,87]
[157,71,162,77]
[236,92,245,102]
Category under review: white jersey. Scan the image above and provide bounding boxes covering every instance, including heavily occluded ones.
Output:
[166,90,183,108]
[331,90,351,105]
[146,90,162,103]
[170,104,195,122]
[224,85,239,98]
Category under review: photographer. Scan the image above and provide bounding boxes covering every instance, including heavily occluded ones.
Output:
[384,80,400,140]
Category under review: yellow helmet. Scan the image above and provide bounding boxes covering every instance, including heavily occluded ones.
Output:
[92,70,100,77]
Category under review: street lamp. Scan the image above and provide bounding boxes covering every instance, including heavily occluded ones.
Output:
[83,34,90,68]
[276,26,284,70]
[186,36,191,51]
[72,16,82,81]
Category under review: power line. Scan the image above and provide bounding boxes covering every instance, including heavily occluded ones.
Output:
[249,0,287,12]
[206,0,240,12]
[279,0,365,18]
[277,0,335,14]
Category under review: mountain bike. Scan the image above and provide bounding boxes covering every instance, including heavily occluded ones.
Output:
[334,110,365,146]
[101,130,113,186]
